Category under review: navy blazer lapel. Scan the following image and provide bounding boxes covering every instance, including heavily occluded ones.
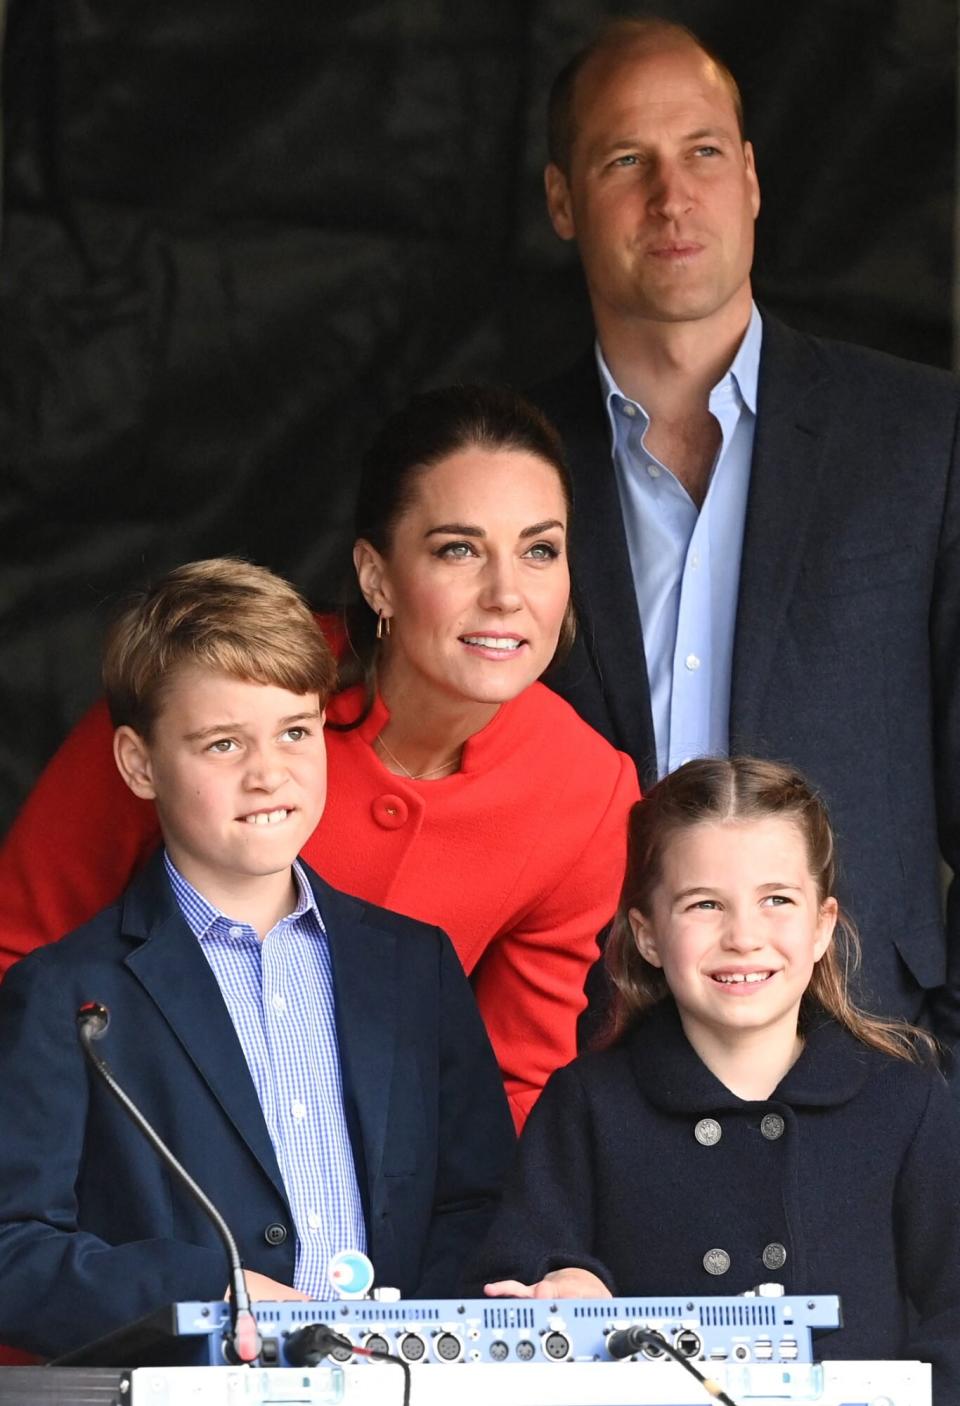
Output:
[731,315,829,746]
[310,875,396,1190]
[119,855,287,1201]
[540,354,657,777]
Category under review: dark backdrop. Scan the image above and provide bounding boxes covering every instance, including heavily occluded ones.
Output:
[0,0,955,831]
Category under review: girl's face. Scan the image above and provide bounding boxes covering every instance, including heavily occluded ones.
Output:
[629,816,837,1051]
[354,446,570,711]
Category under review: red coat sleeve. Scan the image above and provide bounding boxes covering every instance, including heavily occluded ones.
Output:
[0,700,160,973]
[471,750,639,1131]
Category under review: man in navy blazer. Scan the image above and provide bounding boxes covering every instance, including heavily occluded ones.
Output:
[535,18,960,1045]
[0,559,513,1359]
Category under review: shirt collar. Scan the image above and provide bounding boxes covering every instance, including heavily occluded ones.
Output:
[596,301,763,433]
[164,851,319,942]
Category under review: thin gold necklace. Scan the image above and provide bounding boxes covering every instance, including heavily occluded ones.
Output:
[375,732,461,781]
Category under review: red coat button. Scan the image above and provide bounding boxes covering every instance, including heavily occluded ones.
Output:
[372,794,409,828]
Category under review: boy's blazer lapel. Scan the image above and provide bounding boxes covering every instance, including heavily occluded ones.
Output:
[119,855,288,1202]
[311,876,397,1191]
[116,857,400,1221]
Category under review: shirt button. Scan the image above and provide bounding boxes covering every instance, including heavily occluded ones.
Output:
[272,992,287,1013]
[307,1211,323,1230]
[690,551,700,569]
[647,463,661,478]
[228,925,244,938]
[264,1222,288,1246]
[291,1100,307,1121]
[763,1242,787,1271]
[621,402,637,418]
[760,1113,785,1140]
[372,795,409,829]
[703,1248,731,1276]
[685,653,701,671]
[694,1117,722,1147]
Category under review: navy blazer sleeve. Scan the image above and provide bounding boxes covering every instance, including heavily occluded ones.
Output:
[0,947,229,1356]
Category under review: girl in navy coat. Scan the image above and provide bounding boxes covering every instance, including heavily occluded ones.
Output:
[480,757,960,1400]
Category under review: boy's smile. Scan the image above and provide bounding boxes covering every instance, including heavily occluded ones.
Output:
[114,666,327,922]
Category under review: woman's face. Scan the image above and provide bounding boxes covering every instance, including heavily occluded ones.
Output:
[355,445,570,711]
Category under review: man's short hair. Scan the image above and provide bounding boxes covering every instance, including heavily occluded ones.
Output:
[547,16,745,174]
[103,557,337,736]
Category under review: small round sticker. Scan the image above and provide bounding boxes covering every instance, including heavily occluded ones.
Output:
[328,1249,375,1298]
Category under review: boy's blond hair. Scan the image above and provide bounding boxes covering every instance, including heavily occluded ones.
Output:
[103,558,336,737]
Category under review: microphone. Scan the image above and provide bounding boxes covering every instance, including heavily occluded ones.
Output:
[606,1325,663,1359]
[605,1324,739,1406]
[76,1001,262,1365]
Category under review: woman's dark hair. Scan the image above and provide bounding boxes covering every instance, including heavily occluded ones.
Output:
[335,383,576,723]
[603,756,937,1064]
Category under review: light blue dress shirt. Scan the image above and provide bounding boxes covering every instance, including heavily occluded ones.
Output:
[165,853,367,1298]
[597,305,762,778]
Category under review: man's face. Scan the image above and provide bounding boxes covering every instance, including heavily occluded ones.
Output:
[545,41,760,331]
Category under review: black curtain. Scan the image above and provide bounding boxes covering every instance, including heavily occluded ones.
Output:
[1,0,954,829]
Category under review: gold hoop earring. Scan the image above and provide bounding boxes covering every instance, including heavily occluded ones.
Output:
[376,611,391,640]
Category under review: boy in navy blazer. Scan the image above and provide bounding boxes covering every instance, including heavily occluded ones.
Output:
[0,558,514,1358]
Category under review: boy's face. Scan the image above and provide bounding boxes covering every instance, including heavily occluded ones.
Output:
[115,666,327,903]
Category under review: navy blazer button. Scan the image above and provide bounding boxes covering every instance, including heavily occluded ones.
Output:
[264,1222,288,1246]
[762,1242,787,1270]
[703,1248,730,1275]
[694,1117,722,1146]
[760,1113,785,1140]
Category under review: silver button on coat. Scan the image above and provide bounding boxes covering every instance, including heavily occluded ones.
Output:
[760,1113,785,1140]
[763,1242,787,1270]
[694,1117,722,1146]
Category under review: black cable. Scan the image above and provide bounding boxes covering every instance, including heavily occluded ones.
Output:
[608,1327,739,1406]
[354,1339,412,1406]
[76,1002,261,1364]
[284,1324,411,1406]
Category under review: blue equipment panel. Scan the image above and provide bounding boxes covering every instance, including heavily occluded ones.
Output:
[167,1293,840,1368]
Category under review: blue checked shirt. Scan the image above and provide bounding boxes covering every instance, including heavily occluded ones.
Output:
[165,853,367,1297]
[598,304,762,778]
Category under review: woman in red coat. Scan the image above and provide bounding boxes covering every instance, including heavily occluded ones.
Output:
[0,385,639,1130]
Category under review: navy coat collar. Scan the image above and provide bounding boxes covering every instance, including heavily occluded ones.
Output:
[625,999,874,1114]
[117,851,398,1212]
